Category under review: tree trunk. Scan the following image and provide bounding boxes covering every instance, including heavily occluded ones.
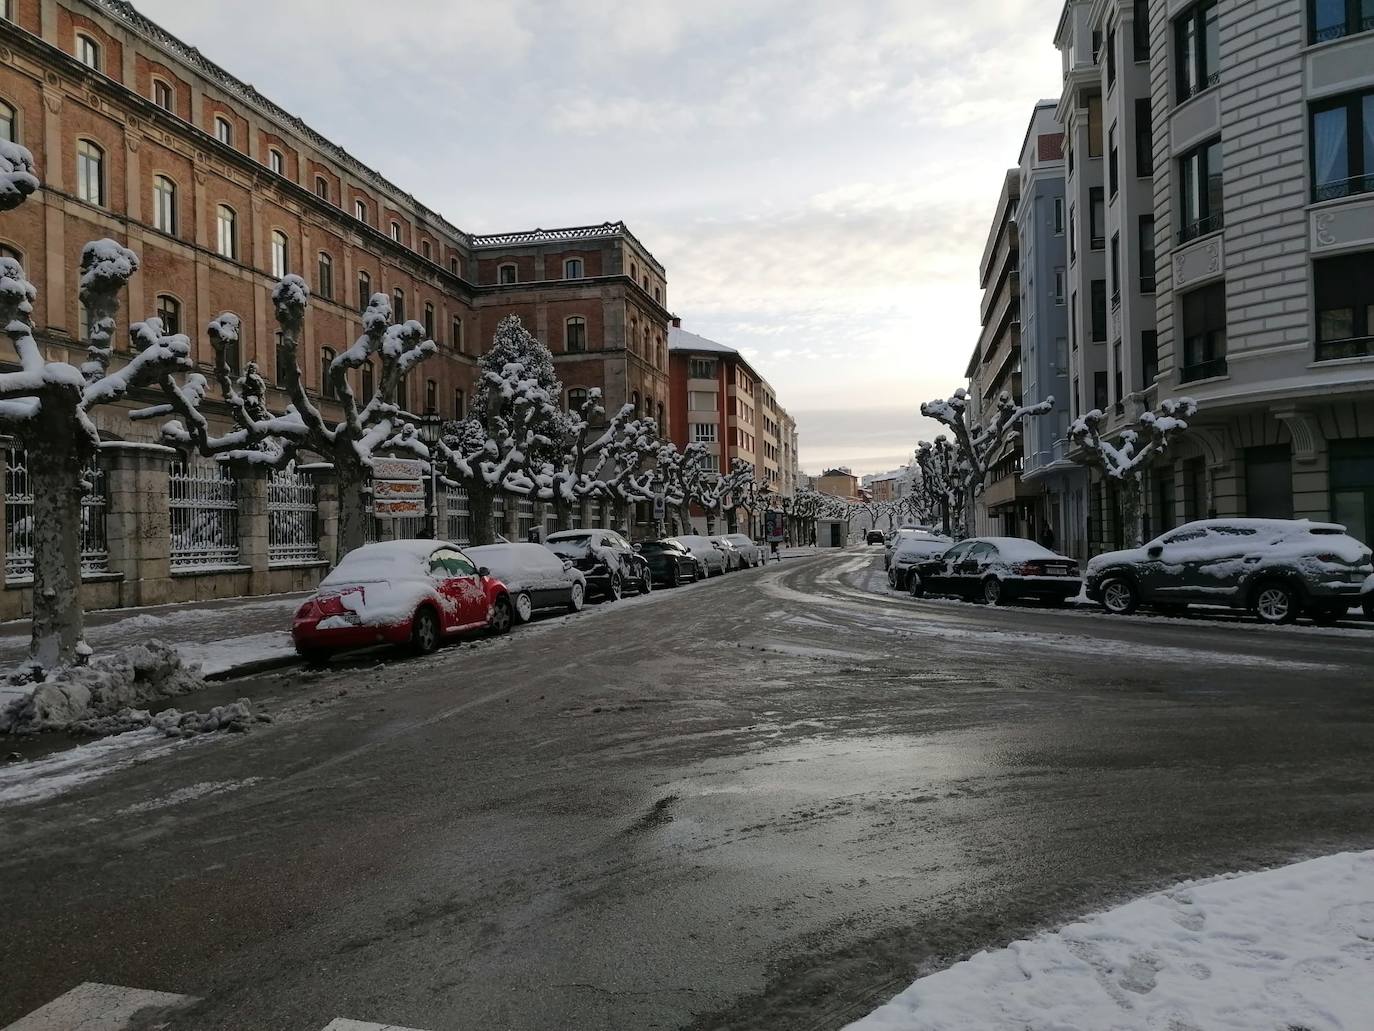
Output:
[1121,475,1145,548]
[552,495,572,534]
[27,443,85,674]
[335,466,371,562]
[704,506,717,535]
[468,483,497,545]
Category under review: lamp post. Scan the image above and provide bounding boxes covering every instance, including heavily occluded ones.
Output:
[418,413,443,540]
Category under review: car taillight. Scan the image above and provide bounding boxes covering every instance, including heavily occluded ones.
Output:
[295,600,316,619]
[1013,561,1043,575]
[316,587,363,616]
[1315,554,1341,563]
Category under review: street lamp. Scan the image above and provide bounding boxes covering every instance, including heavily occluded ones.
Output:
[417,413,443,539]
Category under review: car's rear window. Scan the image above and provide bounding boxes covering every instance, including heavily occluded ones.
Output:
[547,536,592,559]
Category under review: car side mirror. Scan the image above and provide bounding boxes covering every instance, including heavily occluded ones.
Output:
[562,559,572,571]
[1147,545,1163,559]
[478,566,491,578]
[633,544,642,552]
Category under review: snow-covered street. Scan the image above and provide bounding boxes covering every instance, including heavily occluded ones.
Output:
[1,549,1372,1031]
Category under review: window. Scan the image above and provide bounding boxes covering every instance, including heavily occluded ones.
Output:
[357,271,370,312]
[1088,96,1103,158]
[1139,215,1156,292]
[1108,125,1119,195]
[1052,196,1065,234]
[1068,206,1077,261]
[692,423,717,443]
[567,387,588,412]
[1,1,11,20]
[1094,370,1109,410]
[1089,188,1105,248]
[689,357,716,379]
[451,317,463,352]
[392,288,405,322]
[631,391,640,411]
[0,244,22,263]
[498,263,517,284]
[317,253,333,300]
[390,221,401,243]
[1135,99,1154,176]
[1314,250,1374,360]
[1054,268,1066,304]
[1141,330,1159,385]
[76,140,104,206]
[275,330,290,387]
[271,230,289,278]
[453,389,465,420]
[76,34,101,71]
[314,176,329,201]
[565,316,586,353]
[1309,0,1374,44]
[425,379,437,415]
[321,347,336,400]
[630,262,638,281]
[156,295,180,336]
[153,79,173,112]
[1310,88,1374,202]
[421,240,431,261]
[564,257,584,278]
[354,199,368,223]
[450,256,460,275]
[1091,279,1107,341]
[1070,291,1079,350]
[688,390,717,412]
[0,100,13,143]
[1113,341,1123,403]
[1180,281,1228,381]
[1179,137,1223,241]
[361,361,374,400]
[1133,0,1151,60]
[1107,25,1117,86]
[152,175,176,234]
[268,149,283,175]
[1175,0,1220,101]
[214,116,233,146]
[216,205,237,260]
[424,302,434,339]
[1110,233,1121,304]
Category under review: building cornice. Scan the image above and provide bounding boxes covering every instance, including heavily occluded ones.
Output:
[470,222,665,274]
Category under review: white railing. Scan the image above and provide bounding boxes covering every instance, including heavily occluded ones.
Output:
[444,485,471,546]
[169,458,240,569]
[4,447,109,580]
[268,461,318,564]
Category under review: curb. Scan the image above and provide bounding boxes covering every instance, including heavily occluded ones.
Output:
[204,654,300,682]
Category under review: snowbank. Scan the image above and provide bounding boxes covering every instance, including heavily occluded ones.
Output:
[847,850,1374,1031]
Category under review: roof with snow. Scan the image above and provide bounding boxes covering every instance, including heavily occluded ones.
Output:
[668,326,739,356]
[340,540,457,561]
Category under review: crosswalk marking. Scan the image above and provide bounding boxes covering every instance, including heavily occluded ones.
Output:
[3,983,433,1031]
[2,982,199,1030]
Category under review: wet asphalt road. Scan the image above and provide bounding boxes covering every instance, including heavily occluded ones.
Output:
[2,548,1373,1030]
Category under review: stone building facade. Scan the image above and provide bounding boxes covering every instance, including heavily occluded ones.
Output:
[0,0,673,614]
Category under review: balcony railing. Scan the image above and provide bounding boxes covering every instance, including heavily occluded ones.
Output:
[1313,174,1374,203]
[1316,335,1374,362]
[1140,274,1156,294]
[1178,72,1220,102]
[1313,15,1374,44]
[1179,213,1224,244]
[1180,357,1228,382]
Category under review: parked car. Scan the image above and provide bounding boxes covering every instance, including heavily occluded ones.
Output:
[545,528,651,601]
[866,530,886,545]
[887,530,954,590]
[291,540,513,659]
[708,535,746,571]
[723,533,767,567]
[674,534,730,576]
[464,543,586,622]
[1363,573,1374,620]
[909,537,1081,605]
[636,539,702,587]
[1085,518,1374,625]
[884,527,943,570]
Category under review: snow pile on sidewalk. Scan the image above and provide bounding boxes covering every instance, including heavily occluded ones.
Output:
[847,850,1374,1031]
[0,640,203,734]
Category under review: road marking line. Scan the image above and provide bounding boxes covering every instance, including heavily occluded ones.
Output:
[321,1021,432,1031]
[2,982,198,1030]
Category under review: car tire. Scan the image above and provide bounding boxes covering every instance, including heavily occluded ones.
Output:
[1253,581,1299,625]
[513,591,534,624]
[411,607,441,654]
[1099,576,1140,616]
[639,570,653,595]
[488,596,513,635]
[888,567,899,589]
[1364,598,1373,621]
[909,575,925,599]
[568,581,585,613]
[295,646,328,666]
[606,573,623,602]
[668,565,681,588]
[982,577,1005,606]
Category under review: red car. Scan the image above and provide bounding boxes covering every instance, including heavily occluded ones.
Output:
[292,540,513,661]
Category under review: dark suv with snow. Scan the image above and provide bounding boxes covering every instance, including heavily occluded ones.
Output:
[1085,518,1373,625]
[545,529,651,601]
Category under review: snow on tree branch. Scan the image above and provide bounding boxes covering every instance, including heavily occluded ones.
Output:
[1069,397,1199,481]
[0,140,39,212]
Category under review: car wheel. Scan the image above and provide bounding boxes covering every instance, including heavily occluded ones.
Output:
[909,575,925,599]
[411,607,441,654]
[668,565,681,588]
[568,581,585,613]
[888,567,899,589]
[606,573,623,601]
[295,646,328,666]
[1253,582,1298,625]
[1100,576,1139,616]
[982,577,1005,606]
[513,591,534,624]
[640,570,653,595]
[488,596,513,635]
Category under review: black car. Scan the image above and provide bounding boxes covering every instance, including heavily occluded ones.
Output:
[545,528,651,601]
[866,530,886,545]
[635,539,702,587]
[909,537,1080,605]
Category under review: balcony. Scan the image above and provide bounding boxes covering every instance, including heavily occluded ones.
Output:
[1178,72,1220,103]
[1313,174,1374,204]
[1179,212,1223,244]
[1316,335,1374,362]
[1180,357,1228,382]
[1312,14,1374,44]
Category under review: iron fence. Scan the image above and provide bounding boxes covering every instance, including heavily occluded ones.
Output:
[268,461,319,564]
[444,485,471,545]
[169,457,240,569]
[516,497,535,539]
[4,447,109,580]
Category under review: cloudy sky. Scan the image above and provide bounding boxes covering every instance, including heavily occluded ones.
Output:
[137,0,1062,476]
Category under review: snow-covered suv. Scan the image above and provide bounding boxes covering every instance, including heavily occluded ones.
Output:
[1085,519,1373,625]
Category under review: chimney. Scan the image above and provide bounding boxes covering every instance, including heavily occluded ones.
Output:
[671,315,681,328]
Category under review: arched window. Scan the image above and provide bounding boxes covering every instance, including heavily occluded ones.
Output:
[654,286,661,303]
[354,199,367,223]
[567,387,589,412]
[152,175,176,234]
[642,324,650,361]
[156,295,180,336]
[453,388,465,420]
[631,390,641,411]
[390,221,401,242]
[76,139,104,206]
[449,256,459,275]
[219,313,241,371]
[314,176,329,200]
[425,379,437,415]
[564,258,583,279]
[152,79,173,112]
[268,148,283,175]
[565,316,586,354]
[451,317,463,352]
[270,230,289,278]
[0,244,23,263]
[392,288,405,322]
[421,240,431,260]
[76,34,101,71]
[216,205,237,259]
[361,360,374,400]
[321,347,336,400]
[317,252,333,300]
[423,301,435,339]
[357,270,371,312]
[642,275,649,290]
[214,116,233,146]
[630,262,638,281]
[628,318,638,354]
[498,263,517,285]
[0,100,14,144]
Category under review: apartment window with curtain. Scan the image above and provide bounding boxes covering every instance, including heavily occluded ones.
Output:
[1309,0,1374,44]
[76,34,101,71]
[354,199,367,223]
[1175,0,1220,101]
[1089,188,1105,248]
[76,140,104,206]
[216,205,237,260]
[565,316,586,353]
[156,295,180,336]
[1310,87,1374,202]
[1139,215,1156,292]
[1178,137,1223,241]
[271,230,289,278]
[692,423,718,443]
[314,176,329,201]
[1135,99,1154,175]
[1314,249,1374,360]
[153,80,173,113]
[152,175,176,234]
[1180,281,1228,381]
[321,347,336,400]
[317,252,333,300]
[267,149,283,175]
[1091,280,1107,341]
[357,271,370,312]
[1133,0,1151,60]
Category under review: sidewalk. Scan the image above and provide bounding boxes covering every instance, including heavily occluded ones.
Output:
[0,592,308,681]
